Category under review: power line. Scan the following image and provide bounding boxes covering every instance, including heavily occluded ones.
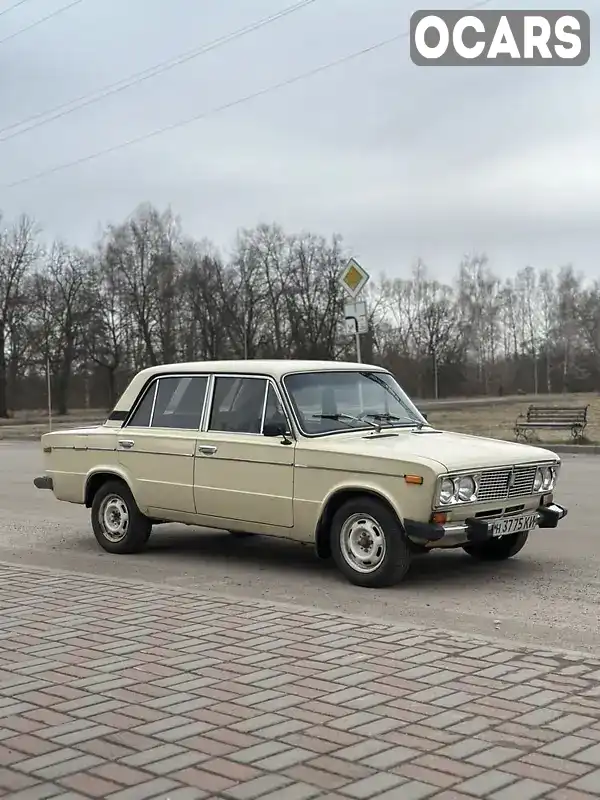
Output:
[3,0,494,190]
[0,0,317,142]
[0,0,84,46]
[0,0,35,19]
[0,35,425,188]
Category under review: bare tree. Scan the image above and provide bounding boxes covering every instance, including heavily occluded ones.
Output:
[104,204,179,368]
[515,266,542,394]
[43,243,91,414]
[0,214,40,416]
[457,254,501,393]
[83,248,128,408]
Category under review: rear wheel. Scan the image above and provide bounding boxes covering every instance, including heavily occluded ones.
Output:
[330,497,411,588]
[91,480,152,554]
[463,531,529,561]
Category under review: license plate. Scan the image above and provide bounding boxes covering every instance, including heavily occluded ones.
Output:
[491,513,537,537]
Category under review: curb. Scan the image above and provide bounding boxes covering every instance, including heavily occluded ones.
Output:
[537,443,600,455]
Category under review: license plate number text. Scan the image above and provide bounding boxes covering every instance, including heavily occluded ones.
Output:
[492,514,537,537]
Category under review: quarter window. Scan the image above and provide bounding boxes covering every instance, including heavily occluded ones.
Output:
[126,383,156,427]
[264,384,286,427]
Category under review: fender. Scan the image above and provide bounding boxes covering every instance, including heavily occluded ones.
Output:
[318,480,405,525]
[314,481,405,559]
[84,466,139,508]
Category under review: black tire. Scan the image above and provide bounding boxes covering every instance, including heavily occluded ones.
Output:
[228,531,254,538]
[330,496,411,588]
[463,531,529,561]
[91,479,152,554]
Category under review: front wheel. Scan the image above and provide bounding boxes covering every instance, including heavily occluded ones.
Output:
[463,531,529,561]
[91,480,152,554]
[330,497,412,588]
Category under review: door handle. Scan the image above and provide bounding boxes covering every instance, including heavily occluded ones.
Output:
[197,445,217,455]
[118,439,135,449]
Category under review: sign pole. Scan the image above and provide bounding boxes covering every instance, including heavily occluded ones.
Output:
[345,316,362,363]
[339,257,370,371]
[345,315,364,413]
[47,357,52,432]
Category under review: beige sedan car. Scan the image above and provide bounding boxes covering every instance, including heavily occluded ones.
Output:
[34,360,567,588]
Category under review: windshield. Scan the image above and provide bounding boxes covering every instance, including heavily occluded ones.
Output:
[283,370,426,435]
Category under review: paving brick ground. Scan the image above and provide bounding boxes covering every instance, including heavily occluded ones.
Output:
[1,564,600,799]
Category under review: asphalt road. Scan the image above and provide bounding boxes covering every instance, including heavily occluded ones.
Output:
[1,442,598,654]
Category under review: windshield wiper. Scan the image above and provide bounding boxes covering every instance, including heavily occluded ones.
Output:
[312,413,381,432]
[364,413,425,428]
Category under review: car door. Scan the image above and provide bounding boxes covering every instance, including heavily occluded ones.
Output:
[193,375,295,528]
[117,374,209,514]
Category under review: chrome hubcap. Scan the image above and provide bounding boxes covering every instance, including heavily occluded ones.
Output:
[340,513,386,574]
[99,494,129,542]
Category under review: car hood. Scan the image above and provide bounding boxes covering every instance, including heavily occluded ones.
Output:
[314,427,559,472]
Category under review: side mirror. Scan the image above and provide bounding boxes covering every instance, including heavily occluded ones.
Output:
[421,412,428,421]
[263,420,289,437]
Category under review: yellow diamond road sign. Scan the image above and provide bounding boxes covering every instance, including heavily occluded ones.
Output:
[339,258,369,298]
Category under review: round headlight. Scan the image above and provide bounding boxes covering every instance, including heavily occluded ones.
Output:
[439,478,457,505]
[541,467,553,490]
[457,475,476,502]
[533,468,543,491]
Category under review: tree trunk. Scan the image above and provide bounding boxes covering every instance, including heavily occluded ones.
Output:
[106,366,117,409]
[56,333,76,415]
[8,352,19,412]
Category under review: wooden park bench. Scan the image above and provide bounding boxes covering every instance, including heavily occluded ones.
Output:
[514,404,589,443]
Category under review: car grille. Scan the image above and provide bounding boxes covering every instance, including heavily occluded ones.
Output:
[477,465,538,503]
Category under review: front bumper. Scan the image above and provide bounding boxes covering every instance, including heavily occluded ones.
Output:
[33,475,53,490]
[405,502,568,548]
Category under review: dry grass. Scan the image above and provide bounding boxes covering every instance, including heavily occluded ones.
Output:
[0,409,104,439]
[427,392,600,444]
[0,409,103,427]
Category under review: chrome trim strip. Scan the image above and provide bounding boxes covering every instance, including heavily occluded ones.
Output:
[119,450,195,458]
[193,456,291,466]
[438,460,558,479]
[201,375,216,432]
[148,381,159,427]
[259,382,269,434]
[294,463,408,479]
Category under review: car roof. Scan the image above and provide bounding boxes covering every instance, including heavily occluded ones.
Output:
[135,359,386,380]
[106,360,388,425]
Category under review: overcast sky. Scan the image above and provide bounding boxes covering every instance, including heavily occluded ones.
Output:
[0,0,597,281]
